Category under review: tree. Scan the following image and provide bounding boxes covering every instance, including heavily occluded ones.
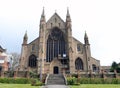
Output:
[10,52,20,71]
[111,61,118,70]
[110,61,120,73]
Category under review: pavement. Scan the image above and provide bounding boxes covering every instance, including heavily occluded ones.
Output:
[41,85,70,88]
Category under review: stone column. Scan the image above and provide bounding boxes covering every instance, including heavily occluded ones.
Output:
[100,70,105,78]
[88,70,92,78]
[77,70,80,78]
[14,71,18,78]
[1,71,4,77]
[113,69,118,78]
[26,71,29,78]
[26,67,30,78]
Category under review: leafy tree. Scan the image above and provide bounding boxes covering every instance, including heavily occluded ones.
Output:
[110,61,120,73]
[111,61,118,70]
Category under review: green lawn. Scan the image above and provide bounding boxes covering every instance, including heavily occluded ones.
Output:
[70,84,120,88]
[0,84,120,88]
[0,84,40,88]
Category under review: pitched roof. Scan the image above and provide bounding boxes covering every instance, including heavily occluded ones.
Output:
[47,12,65,23]
[0,46,6,52]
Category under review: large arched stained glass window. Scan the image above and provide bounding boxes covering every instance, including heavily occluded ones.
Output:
[75,58,84,70]
[46,27,66,62]
[28,54,37,67]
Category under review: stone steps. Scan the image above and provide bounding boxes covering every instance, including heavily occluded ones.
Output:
[46,74,66,85]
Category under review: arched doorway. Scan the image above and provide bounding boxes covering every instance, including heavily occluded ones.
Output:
[53,66,59,74]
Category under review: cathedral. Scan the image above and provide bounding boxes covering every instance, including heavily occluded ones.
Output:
[19,8,100,74]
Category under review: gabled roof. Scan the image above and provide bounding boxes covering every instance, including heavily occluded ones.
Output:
[47,12,65,23]
[0,46,6,52]
[73,37,84,45]
[28,37,39,45]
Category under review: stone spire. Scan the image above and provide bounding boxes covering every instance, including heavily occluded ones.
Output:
[40,7,46,22]
[23,31,28,44]
[66,7,71,22]
[84,31,89,45]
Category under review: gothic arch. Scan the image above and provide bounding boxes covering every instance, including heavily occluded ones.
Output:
[46,27,66,62]
[75,57,84,70]
[92,64,97,72]
[28,54,37,67]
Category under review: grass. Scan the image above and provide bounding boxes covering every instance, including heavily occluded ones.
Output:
[0,84,41,88]
[0,84,120,88]
[70,84,120,88]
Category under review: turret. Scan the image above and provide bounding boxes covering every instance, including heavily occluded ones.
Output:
[84,31,89,45]
[23,31,28,45]
[38,8,46,74]
[40,7,46,22]
[66,8,74,73]
[39,7,46,36]
[84,31,91,71]
[66,7,71,23]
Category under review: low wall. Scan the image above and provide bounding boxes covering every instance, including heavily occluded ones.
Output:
[0,71,120,79]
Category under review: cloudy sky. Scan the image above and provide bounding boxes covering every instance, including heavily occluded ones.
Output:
[0,0,120,66]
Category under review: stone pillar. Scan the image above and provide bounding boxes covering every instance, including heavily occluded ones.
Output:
[1,71,4,77]
[0,71,1,77]
[14,71,18,78]
[100,70,105,78]
[77,70,80,78]
[77,70,80,83]
[26,71,30,78]
[62,69,65,75]
[88,70,92,78]
[113,69,118,78]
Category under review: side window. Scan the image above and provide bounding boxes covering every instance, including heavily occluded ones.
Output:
[77,44,81,51]
[32,44,35,51]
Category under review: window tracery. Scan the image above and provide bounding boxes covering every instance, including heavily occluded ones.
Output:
[46,27,66,62]
[75,57,84,70]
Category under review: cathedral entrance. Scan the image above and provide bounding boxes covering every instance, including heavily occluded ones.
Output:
[53,66,59,74]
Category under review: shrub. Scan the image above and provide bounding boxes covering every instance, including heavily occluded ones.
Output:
[0,78,31,84]
[67,77,77,85]
[67,77,120,85]
[31,79,44,86]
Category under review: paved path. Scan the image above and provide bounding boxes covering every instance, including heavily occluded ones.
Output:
[41,85,70,88]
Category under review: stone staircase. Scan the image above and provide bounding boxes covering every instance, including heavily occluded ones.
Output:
[46,74,66,85]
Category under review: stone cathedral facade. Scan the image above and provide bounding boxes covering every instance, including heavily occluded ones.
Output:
[19,9,100,74]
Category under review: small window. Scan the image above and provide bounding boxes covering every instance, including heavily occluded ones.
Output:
[32,44,35,51]
[51,23,53,28]
[59,23,60,27]
[77,44,81,51]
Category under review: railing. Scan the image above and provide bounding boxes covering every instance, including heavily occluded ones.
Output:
[45,74,49,85]
[63,74,67,85]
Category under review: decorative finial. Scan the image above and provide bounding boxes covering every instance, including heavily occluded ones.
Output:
[55,9,57,13]
[42,7,45,16]
[67,7,70,17]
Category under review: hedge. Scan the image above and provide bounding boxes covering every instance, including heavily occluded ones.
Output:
[0,78,31,84]
[67,77,120,85]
